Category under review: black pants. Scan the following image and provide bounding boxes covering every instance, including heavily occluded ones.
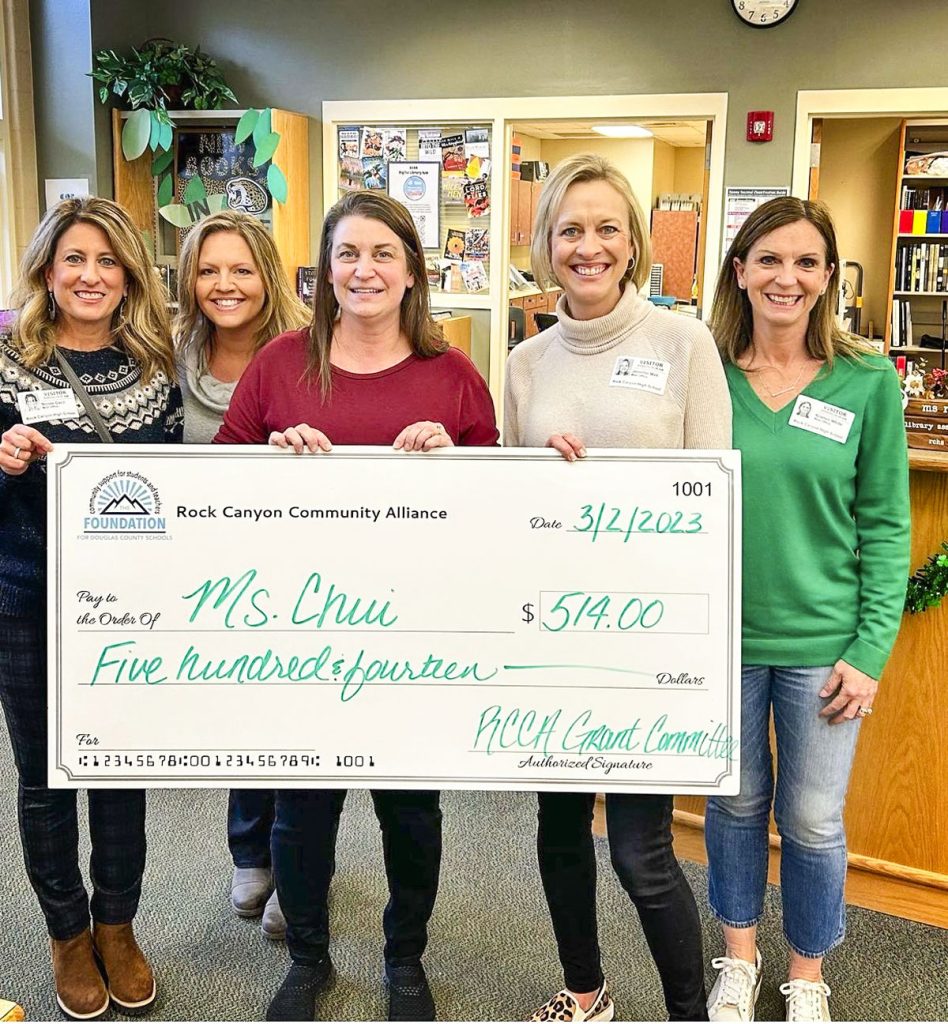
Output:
[537,791,708,1022]
[0,614,145,939]
[228,789,275,868]
[273,788,442,966]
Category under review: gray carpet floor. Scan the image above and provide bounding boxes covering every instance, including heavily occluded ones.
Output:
[1,718,946,1022]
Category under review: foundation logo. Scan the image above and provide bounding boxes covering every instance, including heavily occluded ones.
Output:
[85,472,166,534]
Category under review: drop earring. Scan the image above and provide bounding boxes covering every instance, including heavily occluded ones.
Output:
[47,291,57,320]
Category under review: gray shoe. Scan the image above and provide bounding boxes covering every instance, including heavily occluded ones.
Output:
[261,889,286,941]
[231,867,273,918]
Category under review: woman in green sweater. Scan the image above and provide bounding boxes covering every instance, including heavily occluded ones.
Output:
[704,198,910,1024]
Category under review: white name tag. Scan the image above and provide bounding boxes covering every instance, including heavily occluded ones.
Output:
[609,356,670,395]
[17,388,81,424]
[788,395,854,444]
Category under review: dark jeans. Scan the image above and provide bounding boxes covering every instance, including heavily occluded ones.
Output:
[273,788,441,966]
[228,789,275,868]
[537,791,707,1022]
[0,614,146,939]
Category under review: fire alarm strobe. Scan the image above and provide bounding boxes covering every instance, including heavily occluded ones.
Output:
[747,111,774,143]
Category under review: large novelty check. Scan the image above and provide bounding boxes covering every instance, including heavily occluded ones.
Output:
[48,447,741,793]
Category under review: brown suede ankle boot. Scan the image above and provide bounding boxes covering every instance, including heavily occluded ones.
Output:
[50,930,109,1021]
[91,922,156,1016]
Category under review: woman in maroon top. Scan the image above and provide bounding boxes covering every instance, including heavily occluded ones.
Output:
[217,190,497,1023]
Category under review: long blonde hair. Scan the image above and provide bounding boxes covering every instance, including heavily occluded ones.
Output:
[10,196,175,383]
[530,153,652,294]
[710,196,873,366]
[308,190,445,395]
[175,210,310,370]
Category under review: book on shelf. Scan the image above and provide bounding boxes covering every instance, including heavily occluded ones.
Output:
[339,155,363,191]
[464,227,489,261]
[360,128,383,159]
[459,260,488,293]
[462,177,490,218]
[296,266,317,304]
[418,129,442,162]
[890,298,913,348]
[362,157,387,190]
[443,228,466,261]
[895,241,948,292]
[440,134,466,172]
[338,127,360,159]
[382,128,407,162]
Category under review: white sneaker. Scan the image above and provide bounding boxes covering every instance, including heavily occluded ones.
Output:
[780,979,831,1022]
[707,950,763,1022]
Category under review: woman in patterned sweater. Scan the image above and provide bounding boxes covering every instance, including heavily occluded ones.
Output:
[0,197,181,1020]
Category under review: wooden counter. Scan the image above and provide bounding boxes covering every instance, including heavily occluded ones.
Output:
[677,447,948,901]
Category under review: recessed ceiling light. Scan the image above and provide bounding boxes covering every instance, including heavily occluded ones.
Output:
[591,124,654,139]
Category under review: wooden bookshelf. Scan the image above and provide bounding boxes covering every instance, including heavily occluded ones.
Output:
[112,108,310,280]
[886,120,948,350]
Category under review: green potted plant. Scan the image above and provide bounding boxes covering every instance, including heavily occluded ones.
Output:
[90,39,237,152]
[90,40,287,227]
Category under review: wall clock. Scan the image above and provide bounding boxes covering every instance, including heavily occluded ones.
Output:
[731,0,799,28]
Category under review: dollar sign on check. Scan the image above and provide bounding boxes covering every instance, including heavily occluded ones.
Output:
[522,602,535,624]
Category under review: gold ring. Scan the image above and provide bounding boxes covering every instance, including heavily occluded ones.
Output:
[857,705,873,718]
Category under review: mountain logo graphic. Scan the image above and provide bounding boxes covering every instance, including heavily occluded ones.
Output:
[99,493,150,515]
[86,471,166,534]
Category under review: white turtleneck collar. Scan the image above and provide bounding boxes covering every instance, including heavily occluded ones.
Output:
[553,285,655,356]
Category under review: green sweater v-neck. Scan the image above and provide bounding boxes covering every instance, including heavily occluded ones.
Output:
[727,355,910,679]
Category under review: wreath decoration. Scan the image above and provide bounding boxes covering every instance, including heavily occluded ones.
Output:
[905,541,948,614]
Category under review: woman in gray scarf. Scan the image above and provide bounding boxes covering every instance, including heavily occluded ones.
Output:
[175,210,310,930]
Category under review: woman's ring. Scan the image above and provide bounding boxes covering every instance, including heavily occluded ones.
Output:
[857,705,873,718]
[13,446,21,460]
[433,423,443,434]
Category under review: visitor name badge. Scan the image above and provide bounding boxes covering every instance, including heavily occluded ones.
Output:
[788,394,855,444]
[17,388,81,424]
[610,356,670,395]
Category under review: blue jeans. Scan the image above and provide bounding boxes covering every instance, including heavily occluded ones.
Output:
[0,614,146,939]
[705,665,861,958]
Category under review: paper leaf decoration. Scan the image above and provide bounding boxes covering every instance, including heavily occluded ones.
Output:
[252,131,281,168]
[157,172,174,208]
[158,203,194,228]
[151,149,174,176]
[182,176,208,205]
[235,108,260,145]
[158,192,227,227]
[122,109,152,161]
[267,163,288,203]
[148,112,162,152]
[158,120,173,153]
[252,107,272,148]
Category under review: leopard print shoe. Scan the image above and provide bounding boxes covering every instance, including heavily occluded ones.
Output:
[529,981,614,1022]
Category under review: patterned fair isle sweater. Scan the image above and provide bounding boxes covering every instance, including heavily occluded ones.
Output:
[0,338,183,616]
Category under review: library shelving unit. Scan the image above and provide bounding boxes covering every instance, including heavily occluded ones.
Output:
[886,119,948,359]
[111,108,310,281]
[321,95,729,416]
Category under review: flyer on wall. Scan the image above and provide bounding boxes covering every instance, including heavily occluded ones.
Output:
[723,186,790,256]
[388,161,441,249]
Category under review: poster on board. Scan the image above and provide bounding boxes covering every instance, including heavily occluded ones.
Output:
[388,161,441,249]
[723,187,790,257]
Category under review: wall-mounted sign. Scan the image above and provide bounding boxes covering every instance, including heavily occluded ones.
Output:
[44,178,90,211]
[388,162,441,249]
